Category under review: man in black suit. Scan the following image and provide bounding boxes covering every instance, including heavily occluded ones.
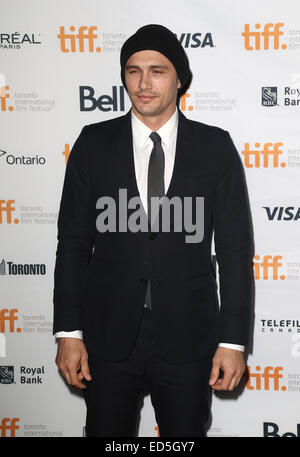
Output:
[53,25,253,437]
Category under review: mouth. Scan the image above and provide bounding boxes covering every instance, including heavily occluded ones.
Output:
[136,94,157,102]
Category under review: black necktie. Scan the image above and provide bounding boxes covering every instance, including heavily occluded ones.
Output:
[145,131,165,309]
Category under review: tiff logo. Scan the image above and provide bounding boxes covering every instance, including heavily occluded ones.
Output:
[180,92,194,112]
[242,23,287,50]
[57,26,101,53]
[246,366,286,391]
[241,142,285,168]
[0,418,19,437]
[0,200,18,224]
[0,85,14,112]
[0,309,21,333]
[253,255,285,280]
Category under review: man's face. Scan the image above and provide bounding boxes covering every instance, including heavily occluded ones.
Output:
[124,50,181,118]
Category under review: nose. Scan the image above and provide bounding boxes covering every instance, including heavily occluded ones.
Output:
[138,70,152,91]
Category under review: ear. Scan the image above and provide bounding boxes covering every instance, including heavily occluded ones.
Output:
[177,78,182,89]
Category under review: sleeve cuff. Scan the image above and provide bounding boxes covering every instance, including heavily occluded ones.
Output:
[55,330,83,340]
[218,342,245,352]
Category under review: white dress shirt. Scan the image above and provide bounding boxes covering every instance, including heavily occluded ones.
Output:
[56,107,244,352]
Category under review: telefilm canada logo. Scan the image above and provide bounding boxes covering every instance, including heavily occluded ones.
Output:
[260,318,300,334]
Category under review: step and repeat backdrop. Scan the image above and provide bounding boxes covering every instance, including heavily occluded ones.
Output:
[1,0,300,438]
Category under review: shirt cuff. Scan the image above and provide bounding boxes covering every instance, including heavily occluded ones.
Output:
[55,330,83,339]
[218,343,245,352]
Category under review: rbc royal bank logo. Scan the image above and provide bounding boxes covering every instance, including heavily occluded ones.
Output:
[262,87,278,106]
[0,366,14,384]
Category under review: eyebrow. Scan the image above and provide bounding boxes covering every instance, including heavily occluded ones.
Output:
[125,64,169,70]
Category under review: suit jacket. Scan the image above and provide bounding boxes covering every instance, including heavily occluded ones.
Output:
[53,108,253,363]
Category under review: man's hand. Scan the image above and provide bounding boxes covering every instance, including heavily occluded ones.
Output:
[209,346,245,391]
[55,338,92,389]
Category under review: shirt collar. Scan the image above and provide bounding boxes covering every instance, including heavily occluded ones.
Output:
[131,106,178,149]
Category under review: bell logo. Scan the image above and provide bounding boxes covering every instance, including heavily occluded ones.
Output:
[180,92,194,111]
[253,255,285,280]
[242,23,287,50]
[79,86,125,112]
[57,26,101,53]
[0,85,14,112]
[0,200,18,224]
[0,418,20,437]
[241,142,286,168]
[264,422,300,437]
[0,309,22,333]
[246,366,286,391]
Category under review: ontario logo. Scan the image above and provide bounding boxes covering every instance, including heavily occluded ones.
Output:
[242,23,287,50]
[0,148,46,166]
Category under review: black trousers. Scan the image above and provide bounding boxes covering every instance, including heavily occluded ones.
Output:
[83,306,213,437]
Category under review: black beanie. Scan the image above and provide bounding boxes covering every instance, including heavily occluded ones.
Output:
[120,24,191,92]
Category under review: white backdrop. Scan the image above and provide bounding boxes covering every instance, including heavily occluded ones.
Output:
[1,0,300,438]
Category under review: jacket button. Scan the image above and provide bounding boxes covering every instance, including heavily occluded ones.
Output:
[149,233,157,240]
[140,278,148,285]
